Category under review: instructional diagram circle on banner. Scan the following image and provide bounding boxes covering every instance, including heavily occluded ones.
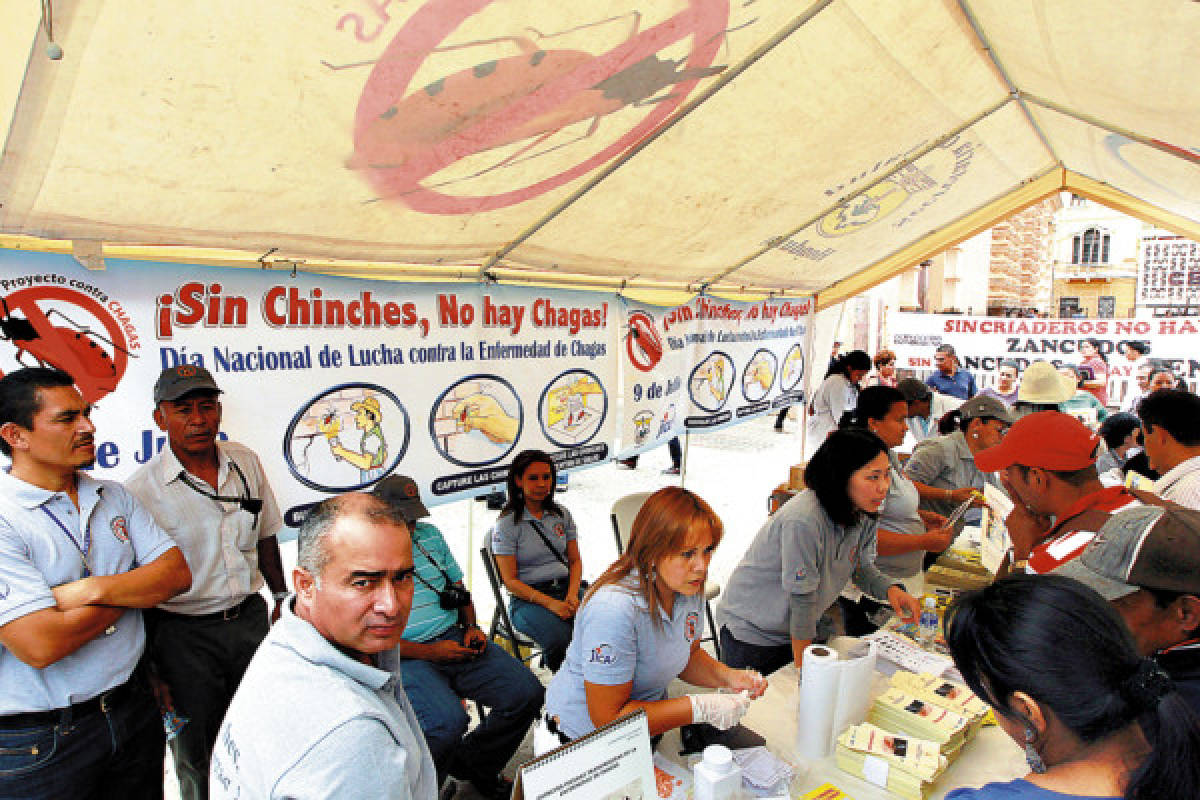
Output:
[537,367,607,449]
[283,382,411,492]
[740,348,777,402]
[778,343,806,391]
[429,374,524,467]
[688,351,735,413]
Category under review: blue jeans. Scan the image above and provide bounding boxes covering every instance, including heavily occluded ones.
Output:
[508,584,584,673]
[401,627,544,783]
[719,626,794,676]
[0,678,165,800]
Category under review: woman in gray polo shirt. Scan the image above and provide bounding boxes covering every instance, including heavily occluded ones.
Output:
[837,386,954,634]
[541,488,766,747]
[717,429,923,675]
[903,394,1012,527]
[493,450,584,672]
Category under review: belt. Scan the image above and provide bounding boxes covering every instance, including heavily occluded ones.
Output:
[155,592,262,623]
[0,678,136,729]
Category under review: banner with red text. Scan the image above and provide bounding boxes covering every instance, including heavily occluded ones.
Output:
[887,312,1200,402]
[617,295,812,456]
[0,250,617,527]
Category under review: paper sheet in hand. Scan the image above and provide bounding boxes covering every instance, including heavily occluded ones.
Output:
[796,641,877,761]
[979,484,1014,574]
[943,497,974,529]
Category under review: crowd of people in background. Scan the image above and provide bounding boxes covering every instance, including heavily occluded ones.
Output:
[3,339,1200,800]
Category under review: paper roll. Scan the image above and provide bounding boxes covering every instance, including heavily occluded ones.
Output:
[795,641,878,761]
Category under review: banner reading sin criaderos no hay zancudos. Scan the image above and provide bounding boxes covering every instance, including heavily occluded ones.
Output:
[0,250,618,526]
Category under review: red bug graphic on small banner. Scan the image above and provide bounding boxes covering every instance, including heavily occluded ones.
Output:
[0,288,133,404]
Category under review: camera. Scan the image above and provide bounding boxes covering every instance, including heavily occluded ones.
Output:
[438,585,472,611]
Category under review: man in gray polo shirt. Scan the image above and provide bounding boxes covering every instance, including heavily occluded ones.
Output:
[0,367,191,799]
[211,492,437,799]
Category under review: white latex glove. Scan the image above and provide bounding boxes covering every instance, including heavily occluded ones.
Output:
[689,691,751,730]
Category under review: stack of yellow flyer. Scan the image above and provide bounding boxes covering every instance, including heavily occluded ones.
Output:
[866,688,969,759]
[834,723,947,800]
[924,564,991,591]
[889,671,989,737]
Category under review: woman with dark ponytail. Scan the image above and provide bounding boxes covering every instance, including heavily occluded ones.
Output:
[492,450,584,672]
[805,349,871,458]
[944,573,1200,800]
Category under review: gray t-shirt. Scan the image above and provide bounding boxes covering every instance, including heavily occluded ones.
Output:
[210,601,437,800]
[717,490,895,646]
[491,506,577,585]
[875,451,926,581]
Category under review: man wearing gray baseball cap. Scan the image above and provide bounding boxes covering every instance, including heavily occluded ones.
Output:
[126,364,288,800]
[1053,504,1200,716]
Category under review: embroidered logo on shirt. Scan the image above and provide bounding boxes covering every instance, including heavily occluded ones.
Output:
[554,523,565,538]
[589,644,616,665]
[110,516,130,543]
[684,611,700,642]
[794,566,806,581]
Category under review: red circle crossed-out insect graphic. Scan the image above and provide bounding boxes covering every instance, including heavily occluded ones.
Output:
[349,0,730,214]
[0,288,132,404]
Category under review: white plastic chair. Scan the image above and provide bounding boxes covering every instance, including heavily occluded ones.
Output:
[609,492,723,660]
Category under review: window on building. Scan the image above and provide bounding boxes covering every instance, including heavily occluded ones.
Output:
[1072,228,1111,265]
[1098,296,1116,318]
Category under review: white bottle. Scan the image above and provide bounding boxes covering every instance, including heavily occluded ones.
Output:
[919,596,939,647]
[694,744,743,800]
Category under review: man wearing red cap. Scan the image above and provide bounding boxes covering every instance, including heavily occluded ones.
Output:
[974,411,1165,575]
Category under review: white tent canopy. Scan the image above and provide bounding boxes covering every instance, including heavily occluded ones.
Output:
[2,0,1198,305]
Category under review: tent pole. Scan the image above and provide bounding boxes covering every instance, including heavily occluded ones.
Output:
[1023,94,1200,170]
[799,299,819,459]
[956,0,1060,166]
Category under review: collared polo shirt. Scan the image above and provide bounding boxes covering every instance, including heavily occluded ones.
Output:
[400,521,463,643]
[904,430,999,523]
[926,369,976,400]
[545,575,704,739]
[717,490,894,646]
[0,469,177,713]
[211,600,437,799]
[125,440,282,615]
[1154,455,1200,510]
[491,506,576,585]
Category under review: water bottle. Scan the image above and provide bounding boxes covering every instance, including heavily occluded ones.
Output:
[918,596,939,647]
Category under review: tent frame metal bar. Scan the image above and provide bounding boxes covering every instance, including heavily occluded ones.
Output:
[1022,93,1200,170]
[479,0,836,272]
[956,0,1059,166]
[701,94,1012,289]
